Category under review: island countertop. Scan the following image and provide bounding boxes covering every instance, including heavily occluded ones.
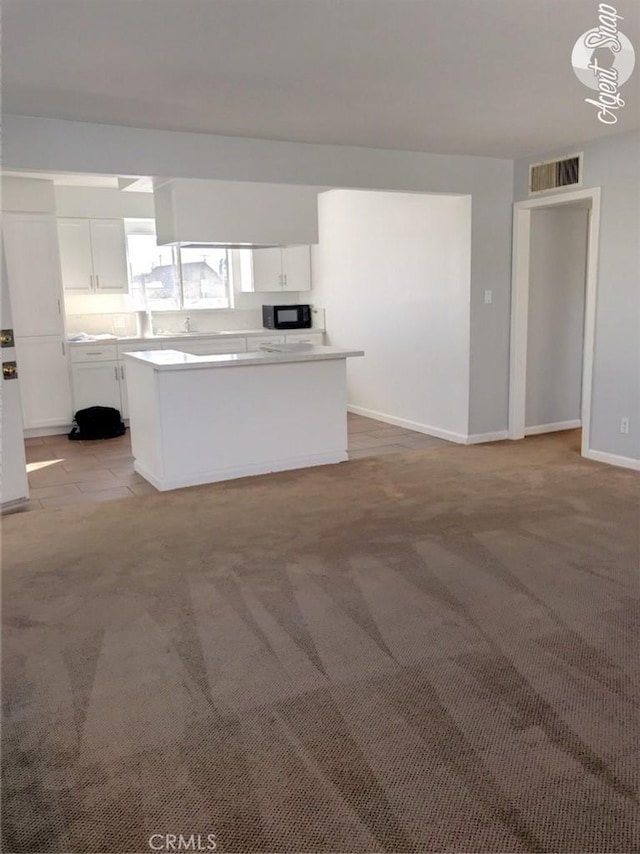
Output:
[123,344,364,371]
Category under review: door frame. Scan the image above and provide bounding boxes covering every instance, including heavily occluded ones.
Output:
[508,187,601,459]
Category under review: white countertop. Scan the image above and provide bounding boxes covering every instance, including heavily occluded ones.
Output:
[68,328,324,346]
[123,345,364,371]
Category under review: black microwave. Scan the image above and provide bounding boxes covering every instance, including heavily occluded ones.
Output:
[262,304,312,330]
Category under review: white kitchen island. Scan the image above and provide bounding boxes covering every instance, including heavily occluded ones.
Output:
[123,345,364,491]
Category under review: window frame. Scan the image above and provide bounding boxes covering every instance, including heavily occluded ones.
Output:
[124,221,236,311]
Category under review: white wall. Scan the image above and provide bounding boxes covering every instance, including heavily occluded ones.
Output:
[526,207,588,430]
[3,114,514,436]
[314,190,472,440]
[514,131,640,464]
[54,186,155,218]
[1,177,55,212]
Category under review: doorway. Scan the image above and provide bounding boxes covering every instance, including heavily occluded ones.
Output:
[509,188,601,460]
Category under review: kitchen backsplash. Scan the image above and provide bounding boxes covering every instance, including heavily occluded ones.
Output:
[65,312,141,337]
[66,307,326,338]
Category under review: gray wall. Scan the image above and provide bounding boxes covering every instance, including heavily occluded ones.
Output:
[3,114,514,437]
[514,130,640,462]
[526,207,588,430]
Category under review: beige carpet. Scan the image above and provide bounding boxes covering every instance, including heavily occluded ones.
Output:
[2,431,639,853]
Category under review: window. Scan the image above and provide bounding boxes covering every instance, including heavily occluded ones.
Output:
[180,247,230,309]
[125,225,234,310]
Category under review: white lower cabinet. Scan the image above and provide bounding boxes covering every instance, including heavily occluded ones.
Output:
[68,332,325,420]
[285,332,325,345]
[15,336,72,430]
[70,341,162,419]
[164,337,247,355]
[246,335,285,351]
[71,361,122,414]
[118,364,131,419]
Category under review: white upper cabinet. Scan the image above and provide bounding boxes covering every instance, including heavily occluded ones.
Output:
[58,218,128,293]
[57,219,93,292]
[251,248,284,292]
[89,219,129,291]
[283,246,312,291]
[2,213,65,337]
[250,246,312,292]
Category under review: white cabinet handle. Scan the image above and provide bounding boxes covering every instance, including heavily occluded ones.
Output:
[61,341,66,356]
[95,275,100,289]
[57,299,61,315]
[89,274,93,289]
[283,274,287,288]
[120,366,125,380]
[114,366,118,381]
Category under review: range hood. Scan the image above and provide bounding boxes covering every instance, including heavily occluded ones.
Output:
[176,241,280,250]
[153,179,319,247]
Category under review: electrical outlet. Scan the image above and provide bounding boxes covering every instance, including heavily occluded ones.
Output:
[484,289,493,305]
[620,417,630,434]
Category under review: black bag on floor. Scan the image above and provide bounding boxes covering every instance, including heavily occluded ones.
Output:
[68,406,126,441]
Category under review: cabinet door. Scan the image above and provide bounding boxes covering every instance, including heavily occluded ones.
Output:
[90,219,129,292]
[58,218,94,292]
[251,248,284,292]
[15,336,72,429]
[118,363,130,419]
[281,246,312,291]
[71,361,122,413]
[3,213,65,336]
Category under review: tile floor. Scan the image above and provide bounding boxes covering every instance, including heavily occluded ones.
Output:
[15,414,453,512]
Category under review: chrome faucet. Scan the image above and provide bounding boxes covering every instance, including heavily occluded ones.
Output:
[184,315,191,333]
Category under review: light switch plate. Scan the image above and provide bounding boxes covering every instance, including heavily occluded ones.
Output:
[484,290,493,305]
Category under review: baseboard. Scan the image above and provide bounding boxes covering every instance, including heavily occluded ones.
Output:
[24,424,72,438]
[347,405,469,444]
[583,449,640,472]
[135,450,349,492]
[465,430,510,444]
[24,421,128,439]
[347,405,510,445]
[1,496,30,514]
[525,420,581,436]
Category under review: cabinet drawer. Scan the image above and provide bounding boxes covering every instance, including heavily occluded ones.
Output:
[70,344,118,363]
[166,337,247,355]
[247,335,285,351]
[284,332,324,345]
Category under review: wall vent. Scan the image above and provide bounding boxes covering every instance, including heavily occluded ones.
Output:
[529,153,583,195]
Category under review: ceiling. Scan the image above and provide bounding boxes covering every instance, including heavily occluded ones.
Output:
[3,0,639,159]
